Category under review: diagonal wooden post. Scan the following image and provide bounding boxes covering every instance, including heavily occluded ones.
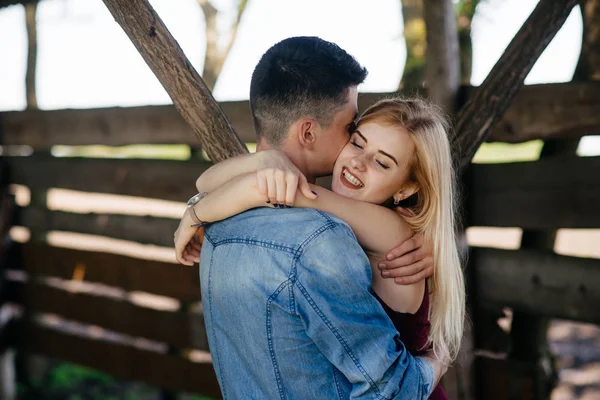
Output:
[453,0,579,173]
[101,0,248,163]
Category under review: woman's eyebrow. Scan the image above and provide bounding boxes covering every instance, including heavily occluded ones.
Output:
[355,130,368,142]
[378,150,398,166]
[355,130,399,166]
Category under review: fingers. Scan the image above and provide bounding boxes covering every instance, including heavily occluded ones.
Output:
[381,254,431,276]
[275,169,286,205]
[394,265,433,285]
[266,170,277,204]
[261,168,309,207]
[256,170,268,200]
[298,174,317,199]
[285,173,298,206]
[384,233,424,261]
[175,243,194,266]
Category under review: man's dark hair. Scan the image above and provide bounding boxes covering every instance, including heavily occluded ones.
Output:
[249,37,368,145]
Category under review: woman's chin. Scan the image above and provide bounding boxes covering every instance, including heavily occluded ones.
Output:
[331,182,361,200]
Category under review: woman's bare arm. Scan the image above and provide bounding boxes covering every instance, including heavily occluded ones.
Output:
[186,173,424,313]
[195,152,263,194]
[296,185,425,313]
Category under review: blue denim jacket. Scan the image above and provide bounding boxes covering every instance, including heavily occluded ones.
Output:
[201,207,434,399]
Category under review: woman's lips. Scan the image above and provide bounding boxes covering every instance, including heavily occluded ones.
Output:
[340,167,364,190]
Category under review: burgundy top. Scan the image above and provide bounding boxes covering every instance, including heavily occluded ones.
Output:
[375,286,447,400]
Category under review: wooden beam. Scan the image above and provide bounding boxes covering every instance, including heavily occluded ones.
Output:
[423,0,460,111]
[4,242,200,301]
[23,324,220,396]
[7,281,207,351]
[17,206,178,248]
[468,156,600,229]
[101,0,247,162]
[2,83,598,149]
[6,155,211,202]
[472,247,600,323]
[453,0,579,172]
[483,81,600,143]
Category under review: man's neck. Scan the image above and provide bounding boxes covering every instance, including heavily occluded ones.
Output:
[256,140,316,183]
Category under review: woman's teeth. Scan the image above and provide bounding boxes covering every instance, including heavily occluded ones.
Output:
[343,169,364,188]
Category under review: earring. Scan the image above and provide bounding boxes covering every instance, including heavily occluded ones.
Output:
[393,195,401,205]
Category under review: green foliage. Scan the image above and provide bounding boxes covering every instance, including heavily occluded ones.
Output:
[24,360,216,400]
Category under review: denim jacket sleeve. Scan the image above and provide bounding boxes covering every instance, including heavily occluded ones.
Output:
[294,222,434,400]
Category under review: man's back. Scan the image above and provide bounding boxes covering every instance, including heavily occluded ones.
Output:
[200,208,433,399]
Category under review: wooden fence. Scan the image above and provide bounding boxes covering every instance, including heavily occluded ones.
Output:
[0,82,599,398]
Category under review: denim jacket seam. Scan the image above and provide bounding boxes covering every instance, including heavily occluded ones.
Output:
[208,236,297,254]
[332,366,344,399]
[291,219,338,264]
[266,279,293,399]
[294,278,384,398]
[206,247,228,400]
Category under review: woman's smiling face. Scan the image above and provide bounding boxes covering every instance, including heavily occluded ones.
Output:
[331,121,416,204]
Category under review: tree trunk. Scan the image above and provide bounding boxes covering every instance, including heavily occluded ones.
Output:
[574,0,600,80]
[198,0,248,91]
[457,0,480,84]
[452,0,579,173]
[399,0,427,89]
[101,0,247,163]
[423,0,460,111]
[25,0,38,109]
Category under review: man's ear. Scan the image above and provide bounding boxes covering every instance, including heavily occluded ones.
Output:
[296,118,318,149]
[393,182,420,204]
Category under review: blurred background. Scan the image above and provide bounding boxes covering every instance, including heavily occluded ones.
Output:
[0,0,599,399]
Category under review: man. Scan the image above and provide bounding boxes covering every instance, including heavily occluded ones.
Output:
[178,37,444,398]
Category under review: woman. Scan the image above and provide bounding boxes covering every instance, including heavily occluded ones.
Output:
[175,96,465,399]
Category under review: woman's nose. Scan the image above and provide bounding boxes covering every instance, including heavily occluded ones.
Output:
[350,156,366,171]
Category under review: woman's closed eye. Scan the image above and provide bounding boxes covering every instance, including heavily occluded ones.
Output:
[350,140,363,149]
[376,160,390,169]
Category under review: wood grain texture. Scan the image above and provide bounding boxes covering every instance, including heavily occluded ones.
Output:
[467,156,600,229]
[4,242,200,301]
[5,155,211,202]
[7,281,208,350]
[472,247,600,323]
[453,0,579,172]
[101,0,247,162]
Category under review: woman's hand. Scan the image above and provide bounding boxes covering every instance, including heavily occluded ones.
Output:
[377,233,434,285]
[174,209,204,266]
[257,150,317,206]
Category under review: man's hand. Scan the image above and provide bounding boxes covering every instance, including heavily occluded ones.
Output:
[257,149,316,206]
[377,233,434,285]
[174,210,204,266]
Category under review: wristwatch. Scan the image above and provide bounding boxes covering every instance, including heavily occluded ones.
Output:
[187,192,208,227]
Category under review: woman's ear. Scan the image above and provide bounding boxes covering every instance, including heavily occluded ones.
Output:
[296,118,318,149]
[393,182,420,204]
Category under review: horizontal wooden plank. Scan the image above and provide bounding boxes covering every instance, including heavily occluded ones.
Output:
[482,81,600,143]
[0,93,388,147]
[468,156,600,229]
[22,323,220,396]
[4,242,200,301]
[17,206,178,247]
[6,155,210,202]
[2,82,599,148]
[7,281,208,350]
[472,247,600,323]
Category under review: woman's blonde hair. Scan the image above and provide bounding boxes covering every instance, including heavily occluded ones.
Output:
[359,96,465,362]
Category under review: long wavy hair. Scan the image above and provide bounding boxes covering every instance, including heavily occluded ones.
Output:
[358,96,465,362]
